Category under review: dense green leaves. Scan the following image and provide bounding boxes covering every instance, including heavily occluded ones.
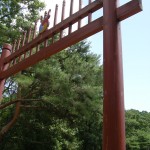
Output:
[126,109,150,150]
[0,0,44,48]
[0,40,103,149]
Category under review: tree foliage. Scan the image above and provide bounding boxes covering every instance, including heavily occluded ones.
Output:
[126,109,150,150]
[0,0,44,48]
[0,40,103,149]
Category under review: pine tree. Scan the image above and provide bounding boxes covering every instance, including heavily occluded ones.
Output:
[0,40,103,149]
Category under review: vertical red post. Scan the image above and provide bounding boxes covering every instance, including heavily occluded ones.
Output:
[61,0,65,21]
[33,20,38,39]
[0,43,12,102]
[17,36,21,50]
[22,31,27,47]
[36,45,39,53]
[12,40,17,53]
[103,0,126,150]
[27,27,32,43]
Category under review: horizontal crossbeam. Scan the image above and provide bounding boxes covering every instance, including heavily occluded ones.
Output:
[4,0,103,65]
[0,0,142,79]
[117,0,142,21]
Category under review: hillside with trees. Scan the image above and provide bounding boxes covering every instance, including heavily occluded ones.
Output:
[126,109,150,150]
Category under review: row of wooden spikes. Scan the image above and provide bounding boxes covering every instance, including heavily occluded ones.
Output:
[11,0,93,53]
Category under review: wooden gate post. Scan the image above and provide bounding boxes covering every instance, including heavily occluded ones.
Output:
[0,43,12,102]
[103,0,126,149]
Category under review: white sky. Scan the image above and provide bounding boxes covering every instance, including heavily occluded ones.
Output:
[41,0,150,112]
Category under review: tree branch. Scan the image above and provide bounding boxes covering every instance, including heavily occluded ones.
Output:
[20,105,49,110]
[0,102,21,142]
[0,99,43,110]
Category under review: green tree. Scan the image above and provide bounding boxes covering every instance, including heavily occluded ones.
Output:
[0,41,103,149]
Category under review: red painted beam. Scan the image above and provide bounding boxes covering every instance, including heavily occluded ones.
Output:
[4,0,103,64]
[0,17,103,79]
[117,0,142,21]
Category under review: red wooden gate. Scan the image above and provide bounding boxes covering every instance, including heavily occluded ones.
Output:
[0,0,142,149]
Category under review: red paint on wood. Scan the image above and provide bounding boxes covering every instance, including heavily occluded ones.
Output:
[103,0,125,149]
[27,27,32,43]
[70,0,74,16]
[88,0,92,23]
[69,0,74,34]
[22,32,27,47]
[33,20,38,39]
[117,0,142,21]
[12,40,16,53]
[61,0,65,21]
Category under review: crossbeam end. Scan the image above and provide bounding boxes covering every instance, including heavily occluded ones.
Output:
[117,0,143,21]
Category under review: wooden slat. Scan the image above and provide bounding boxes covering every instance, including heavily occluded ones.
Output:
[78,0,82,29]
[27,27,32,43]
[61,0,65,21]
[17,36,21,50]
[70,0,74,16]
[22,32,27,47]
[33,20,38,39]
[60,0,66,38]
[53,4,58,26]
[69,0,74,34]
[12,40,16,53]
[88,0,92,23]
